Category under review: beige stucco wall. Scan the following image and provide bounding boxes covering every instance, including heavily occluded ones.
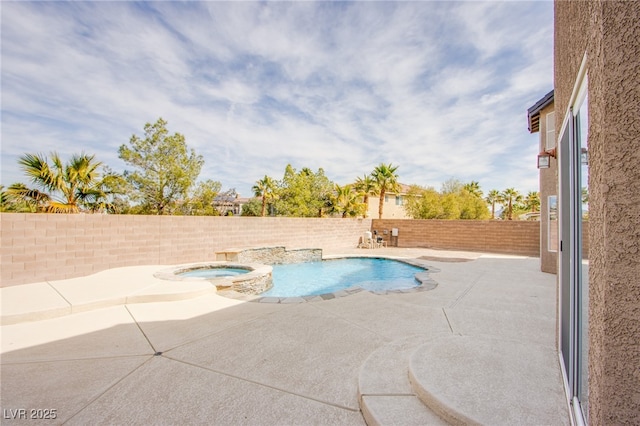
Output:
[366,194,410,219]
[539,103,559,274]
[0,214,372,287]
[556,1,640,423]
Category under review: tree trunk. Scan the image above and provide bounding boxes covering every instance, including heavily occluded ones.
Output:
[378,189,385,219]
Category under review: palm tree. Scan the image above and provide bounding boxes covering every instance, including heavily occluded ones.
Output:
[330,184,364,218]
[500,188,522,220]
[5,183,51,212]
[463,181,483,198]
[525,191,541,213]
[16,152,105,213]
[252,175,277,217]
[371,163,400,219]
[485,189,501,219]
[354,174,377,217]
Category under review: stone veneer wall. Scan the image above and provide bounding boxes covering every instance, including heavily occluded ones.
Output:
[372,219,540,256]
[0,214,371,287]
[234,247,323,265]
[229,272,272,295]
[556,1,640,423]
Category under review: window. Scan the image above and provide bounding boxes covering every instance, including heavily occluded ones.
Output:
[395,195,403,206]
[384,195,389,203]
[546,111,556,150]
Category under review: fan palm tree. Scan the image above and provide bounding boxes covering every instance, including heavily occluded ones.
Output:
[16,152,105,213]
[500,188,522,220]
[252,175,278,217]
[371,163,400,219]
[5,183,51,212]
[354,174,377,217]
[525,191,541,213]
[330,184,364,218]
[485,189,501,219]
[463,181,483,198]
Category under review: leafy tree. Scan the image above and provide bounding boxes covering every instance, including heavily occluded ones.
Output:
[441,192,462,219]
[11,152,114,213]
[485,189,501,219]
[119,118,204,215]
[330,184,366,218]
[371,163,400,219]
[404,185,444,219]
[176,179,222,216]
[275,165,334,217]
[80,166,129,214]
[500,188,522,220]
[240,198,263,216]
[404,181,489,220]
[252,175,278,217]
[458,190,490,219]
[441,178,463,194]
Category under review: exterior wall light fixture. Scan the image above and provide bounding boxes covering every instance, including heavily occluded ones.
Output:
[537,148,557,169]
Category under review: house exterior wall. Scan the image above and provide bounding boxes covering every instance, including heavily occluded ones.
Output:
[539,103,559,274]
[0,214,372,287]
[366,193,410,219]
[556,1,640,423]
[372,219,540,256]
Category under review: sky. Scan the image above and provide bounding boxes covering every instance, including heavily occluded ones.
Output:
[1,1,554,198]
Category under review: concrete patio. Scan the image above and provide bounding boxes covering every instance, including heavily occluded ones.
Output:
[0,248,570,425]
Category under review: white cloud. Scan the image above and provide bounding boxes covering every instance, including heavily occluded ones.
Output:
[1,1,553,198]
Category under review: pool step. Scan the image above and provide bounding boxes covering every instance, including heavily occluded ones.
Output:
[357,334,449,426]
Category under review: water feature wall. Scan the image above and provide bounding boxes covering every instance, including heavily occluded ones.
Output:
[216,247,322,265]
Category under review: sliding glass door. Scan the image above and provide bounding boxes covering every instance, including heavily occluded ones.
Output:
[559,79,589,424]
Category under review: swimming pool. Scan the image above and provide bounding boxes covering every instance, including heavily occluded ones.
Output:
[260,257,424,298]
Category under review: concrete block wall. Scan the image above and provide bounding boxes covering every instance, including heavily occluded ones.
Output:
[0,214,371,287]
[372,219,540,256]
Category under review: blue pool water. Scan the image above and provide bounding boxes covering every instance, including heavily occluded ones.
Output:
[261,257,423,298]
[179,267,248,278]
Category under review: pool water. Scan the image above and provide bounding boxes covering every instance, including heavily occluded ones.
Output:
[179,267,248,278]
[261,257,423,298]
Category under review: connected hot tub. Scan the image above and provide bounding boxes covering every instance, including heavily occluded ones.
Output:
[154,262,273,295]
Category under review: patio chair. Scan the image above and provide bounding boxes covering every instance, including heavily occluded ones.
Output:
[358,231,376,249]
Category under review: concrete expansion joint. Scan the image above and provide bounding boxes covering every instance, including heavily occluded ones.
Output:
[163,353,361,413]
[448,273,485,309]
[46,280,73,307]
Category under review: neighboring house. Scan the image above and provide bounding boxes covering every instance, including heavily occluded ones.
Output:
[364,183,412,219]
[554,2,639,425]
[527,90,558,274]
[213,194,250,216]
